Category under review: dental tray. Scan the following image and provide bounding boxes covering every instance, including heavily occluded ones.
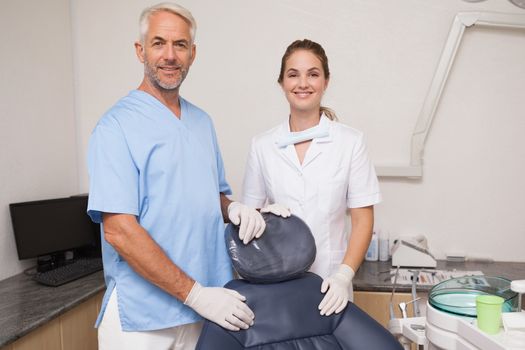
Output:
[429,276,518,317]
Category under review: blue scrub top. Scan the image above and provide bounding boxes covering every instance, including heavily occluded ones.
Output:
[87,90,233,331]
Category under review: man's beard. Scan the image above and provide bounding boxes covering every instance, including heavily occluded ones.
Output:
[144,58,188,91]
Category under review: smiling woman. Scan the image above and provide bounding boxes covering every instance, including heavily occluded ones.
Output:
[280,50,328,125]
[277,39,336,124]
[241,38,382,318]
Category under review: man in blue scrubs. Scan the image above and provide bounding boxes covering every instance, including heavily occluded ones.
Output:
[87,3,267,349]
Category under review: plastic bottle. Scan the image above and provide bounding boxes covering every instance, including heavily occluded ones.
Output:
[379,230,390,262]
[365,231,378,261]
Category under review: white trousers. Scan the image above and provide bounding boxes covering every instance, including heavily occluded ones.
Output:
[98,289,202,350]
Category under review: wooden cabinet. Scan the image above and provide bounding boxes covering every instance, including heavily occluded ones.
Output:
[2,320,62,350]
[354,291,424,350]
[1,289,429,349]
[1,291,103,350]
[354,291,418,328]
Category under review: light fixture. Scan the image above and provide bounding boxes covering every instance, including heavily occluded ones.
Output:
[509,0,525,9]
[462,0,525,9]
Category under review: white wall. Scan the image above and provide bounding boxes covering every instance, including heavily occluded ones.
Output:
[72,0,525,262]
[379,23,525,260]
[2,0,523,279]
[0,0,78,279]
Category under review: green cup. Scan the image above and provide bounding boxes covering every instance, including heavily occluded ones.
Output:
[476,295,504,334]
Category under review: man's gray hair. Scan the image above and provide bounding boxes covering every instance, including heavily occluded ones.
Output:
[139,2,197,43]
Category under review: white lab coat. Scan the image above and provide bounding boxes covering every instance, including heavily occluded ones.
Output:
[242,115,382,286]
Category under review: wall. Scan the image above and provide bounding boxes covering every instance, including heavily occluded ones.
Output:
[380,22,525,260]
[2,0,523,279]
[72,0,525,262]
[0,0,78,279]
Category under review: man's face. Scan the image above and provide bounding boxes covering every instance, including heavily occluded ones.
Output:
[136,11,196,92]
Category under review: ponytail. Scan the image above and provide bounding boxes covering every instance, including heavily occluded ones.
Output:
[320,106,338,121]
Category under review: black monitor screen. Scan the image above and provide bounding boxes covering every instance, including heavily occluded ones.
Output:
[9,196,98,260]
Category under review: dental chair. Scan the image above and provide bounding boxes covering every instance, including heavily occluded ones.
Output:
[196,213,403,349]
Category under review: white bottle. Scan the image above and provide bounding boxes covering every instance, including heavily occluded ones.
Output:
[365,231,379,261]
[379,230,390,262]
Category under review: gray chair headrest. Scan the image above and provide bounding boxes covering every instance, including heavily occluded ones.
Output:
[225,213,316,283]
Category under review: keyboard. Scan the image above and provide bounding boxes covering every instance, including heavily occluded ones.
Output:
[33,258,103,287]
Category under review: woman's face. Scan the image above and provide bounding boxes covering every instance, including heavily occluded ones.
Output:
[280,49,328,116]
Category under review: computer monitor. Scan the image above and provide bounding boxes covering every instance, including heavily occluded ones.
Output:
[9,195,100,270]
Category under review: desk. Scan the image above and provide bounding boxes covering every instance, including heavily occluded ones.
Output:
[0,271,105,349]
[1,260,524,348]
[352,260,525,327]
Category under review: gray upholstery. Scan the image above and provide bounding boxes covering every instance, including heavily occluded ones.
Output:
[196,213,402,349]
[226,213,316,283]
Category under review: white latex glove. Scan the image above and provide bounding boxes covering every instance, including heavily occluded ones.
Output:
[228,201,266,244]
[260,203,291,218]
[318,264,355,316]
[184,282,255,331]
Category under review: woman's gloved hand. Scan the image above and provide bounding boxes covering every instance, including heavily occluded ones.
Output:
[228,202,266,244]
[260,203,291,218]
[184,281,255,331]
[318,264,355,316]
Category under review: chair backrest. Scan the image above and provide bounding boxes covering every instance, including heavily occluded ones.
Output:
[196,273,403,349]
[196,214,402,349]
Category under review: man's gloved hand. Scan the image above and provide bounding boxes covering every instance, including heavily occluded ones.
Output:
[318,264,355,316]
[184,282,255,331]
[260,203,291,218]
[227,202,265,244]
